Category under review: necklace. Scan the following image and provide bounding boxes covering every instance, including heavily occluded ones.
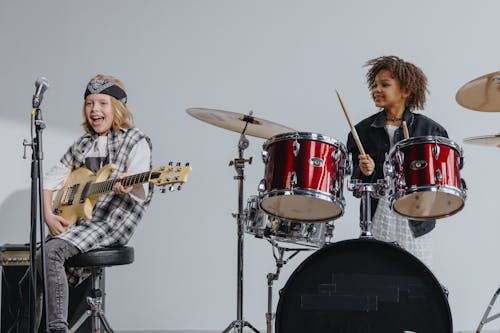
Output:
[386,116,403,122]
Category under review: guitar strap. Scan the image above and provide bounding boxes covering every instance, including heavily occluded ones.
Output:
[84,157,109,173]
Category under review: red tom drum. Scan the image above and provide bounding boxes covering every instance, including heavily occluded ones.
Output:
[259,132,348,222]
[385,136,466,220]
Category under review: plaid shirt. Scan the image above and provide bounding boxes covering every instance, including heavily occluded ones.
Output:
[54,128,153,284]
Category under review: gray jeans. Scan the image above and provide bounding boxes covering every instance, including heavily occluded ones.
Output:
[17,238,80,332]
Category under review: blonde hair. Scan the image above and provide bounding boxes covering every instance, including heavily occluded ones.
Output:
[82,74,134,133]
[365,56,428,111]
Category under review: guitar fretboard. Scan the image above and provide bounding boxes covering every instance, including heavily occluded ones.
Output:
[87,171,152,196]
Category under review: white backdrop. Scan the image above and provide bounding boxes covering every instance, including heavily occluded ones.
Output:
[1,0,500,331]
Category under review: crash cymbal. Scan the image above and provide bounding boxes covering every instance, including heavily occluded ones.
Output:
[456,71,500,112]
[463,134,500,147]
[186,108,295,139]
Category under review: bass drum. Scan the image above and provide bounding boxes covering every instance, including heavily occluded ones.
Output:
[275,238,452,333]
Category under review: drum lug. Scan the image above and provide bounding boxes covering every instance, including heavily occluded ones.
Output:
[331,179,340,193]
[458,156,464,170]
[258,179,266,193]
[433,142,440,160]
[293,139,300,157]
[383,153,395,178]
[345,153,353,176]
[397,174,406,189]
[396,150,404,166]
[290,171,297,188]
[461,178,467,190]
[261,150,269,164]
[332,149,341,163]
[435,168,443,183]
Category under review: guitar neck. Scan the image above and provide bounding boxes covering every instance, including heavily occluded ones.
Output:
[88,171,151,196]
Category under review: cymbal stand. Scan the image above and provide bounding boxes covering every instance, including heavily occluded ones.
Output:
[223,118,260,333]
[265,240,312,333]
[348,179,387,237]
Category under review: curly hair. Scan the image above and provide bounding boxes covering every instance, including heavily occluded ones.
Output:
[81,74,134,134]
[365,56,427,111]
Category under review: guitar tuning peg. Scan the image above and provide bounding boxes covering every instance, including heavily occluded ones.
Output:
[176,162,181,167]
[185,162,190,166]
[160,187,166,193]
[168,161,173,166]
[177,185,182,191]
[169,185,174,192]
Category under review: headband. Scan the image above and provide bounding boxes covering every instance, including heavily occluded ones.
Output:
[84,79,127,104]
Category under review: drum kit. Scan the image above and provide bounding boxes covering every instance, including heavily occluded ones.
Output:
[186,71,500,332]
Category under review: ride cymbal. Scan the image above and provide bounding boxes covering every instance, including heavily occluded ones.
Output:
[463,134,500,147]
[456,71,500,112]
[186,108,295,139]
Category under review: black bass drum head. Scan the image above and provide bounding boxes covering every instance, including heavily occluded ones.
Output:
[275,238,452,333]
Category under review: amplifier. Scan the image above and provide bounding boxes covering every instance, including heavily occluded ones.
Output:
[0,243,91,333]
[0,243,30,266]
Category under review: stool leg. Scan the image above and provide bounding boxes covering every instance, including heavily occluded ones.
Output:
[476,286,500,333]
[69,310,91,333]
[98,310,115,333]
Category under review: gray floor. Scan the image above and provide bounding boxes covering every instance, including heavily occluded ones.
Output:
[117,331,500,333]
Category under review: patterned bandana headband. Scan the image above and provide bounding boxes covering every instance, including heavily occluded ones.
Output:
[84,79,128,104]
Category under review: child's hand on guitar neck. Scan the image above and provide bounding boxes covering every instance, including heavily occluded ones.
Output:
[113,173,133,195]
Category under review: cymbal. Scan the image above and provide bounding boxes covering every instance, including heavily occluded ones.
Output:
[463,134,500,147]
[186,108,295,139]
[456,71,500,112]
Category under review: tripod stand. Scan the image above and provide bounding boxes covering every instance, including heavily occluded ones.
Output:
[222,129,260,333]
[264,240,311,333]
[185,107,296,333]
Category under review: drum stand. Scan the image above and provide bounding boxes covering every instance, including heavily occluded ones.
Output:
[348,179,386,237]
[475,286,500,332]
[222,129,260,333]
[265,240,312,333]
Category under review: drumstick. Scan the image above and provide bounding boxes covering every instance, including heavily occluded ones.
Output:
[335,89,366,155]
[402,121,410,139]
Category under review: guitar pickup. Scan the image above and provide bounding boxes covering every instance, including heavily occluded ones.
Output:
[80,182,92,203]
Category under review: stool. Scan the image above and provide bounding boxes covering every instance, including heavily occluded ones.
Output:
[65,246,134,333]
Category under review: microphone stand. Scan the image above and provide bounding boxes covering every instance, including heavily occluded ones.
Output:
[23,100,50,333]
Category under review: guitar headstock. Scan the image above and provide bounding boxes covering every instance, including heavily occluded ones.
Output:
[149,162,192,191]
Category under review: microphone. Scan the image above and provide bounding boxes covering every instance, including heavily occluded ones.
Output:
[32,77,50,108]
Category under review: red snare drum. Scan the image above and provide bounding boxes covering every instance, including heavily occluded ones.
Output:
[259,132,348,222]
[385,136,466,220]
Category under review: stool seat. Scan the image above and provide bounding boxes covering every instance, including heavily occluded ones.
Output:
[66,246,134,268]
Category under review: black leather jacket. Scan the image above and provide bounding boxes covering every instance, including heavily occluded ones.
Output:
[346,109,448,237]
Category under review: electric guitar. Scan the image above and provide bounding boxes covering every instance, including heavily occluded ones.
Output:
[53,162,191,226]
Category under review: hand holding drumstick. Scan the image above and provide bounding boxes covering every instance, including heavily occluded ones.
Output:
[335,90,374,176]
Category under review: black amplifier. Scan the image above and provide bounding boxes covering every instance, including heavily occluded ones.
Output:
[0,243,91,333]
[0,243,30,267]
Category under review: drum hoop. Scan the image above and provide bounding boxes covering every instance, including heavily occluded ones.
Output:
[390,185,466,220]
[389,136,463,157]
[275,238,453,332]
[391,184,467,202]
[260,188,345,221]
[263,131,347,152]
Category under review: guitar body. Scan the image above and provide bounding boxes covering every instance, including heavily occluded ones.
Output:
[54,164,116,226]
